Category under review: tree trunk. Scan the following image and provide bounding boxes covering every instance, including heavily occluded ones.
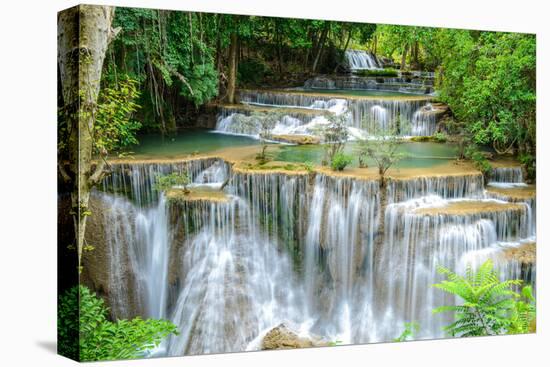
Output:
[400,42,409,70]
[374,176,388,266]
[58,5,117,267]
[412,41,419,69]
[226,32,238,104]
[312,23,329,73]
[342,29,352,55]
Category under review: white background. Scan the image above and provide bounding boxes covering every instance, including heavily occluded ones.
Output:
[0,0,547,366]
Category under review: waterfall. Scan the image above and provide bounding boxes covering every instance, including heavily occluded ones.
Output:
[93,157,535,356]
[164,195,306,356]
[378,196,532,338]
[386,174,485,203]
[225,90,436,137]
[302,175,380,342]
[304,75,434,94]
[489,166,524,183]
[345,50,381,70]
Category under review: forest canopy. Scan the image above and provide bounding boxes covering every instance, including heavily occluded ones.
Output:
[97,9,536,172]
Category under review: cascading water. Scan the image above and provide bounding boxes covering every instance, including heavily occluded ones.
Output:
[304,75,434,94]
[164,196,306,355]
[218,90,436,138]
[489,166,524,184]
[345,50,381,70]
[92,157,535,356]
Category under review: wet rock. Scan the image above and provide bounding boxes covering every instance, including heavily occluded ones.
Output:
[272,134,320,145]
[81,194,144,320]
[261,324,327,350]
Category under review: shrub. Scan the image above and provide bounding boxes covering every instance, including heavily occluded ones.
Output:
[354,68,398,77]
[154,172,190,192]
[519,153,535,181]
[464,145,492,175]
[433,260,536,337]
[58,286,178,361]
[433,132,448,143]
[330,152,353,171]
[238,58,270,85]
[322,114,349,166]
[303,161,315,172]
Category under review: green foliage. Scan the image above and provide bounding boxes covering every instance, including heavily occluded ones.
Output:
[433,260,535,337]
[238,58,270,85]
[95,75,142,155]
[519,153,536,181]
[303,161,315,172]
[508,286,537,334]
[255,110,281,162]
[359,126,404,178]
[409,132,447,143]
[58,286,79,360]
[394,322,420,342]
[355,68,398,77]
[154,172,191,192]
[58,286,178,361]
[330,152,353,171]
[436,31,535,157]
[464,145,492,175]
[322,114,349,166]
[432,132,447,143]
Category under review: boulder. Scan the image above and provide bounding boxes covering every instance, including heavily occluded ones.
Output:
[272,134,320,145]
[261,324,327,350]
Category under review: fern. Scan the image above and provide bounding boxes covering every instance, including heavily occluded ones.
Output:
[433,259,535,337]
[394,322,420,342]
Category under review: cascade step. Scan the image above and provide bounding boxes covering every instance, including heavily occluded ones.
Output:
[166,187,231,204]
[486,185,535,202]
[413,200,525,216]
[239,88,434,102]
[217,103,329,116]
[304,75,435,94]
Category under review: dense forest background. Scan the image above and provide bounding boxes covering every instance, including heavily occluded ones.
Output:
[97,8,535,172]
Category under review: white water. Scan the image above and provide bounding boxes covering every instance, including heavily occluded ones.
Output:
[94,159,535,356]
[216,91,436,139]
[345,50,381,70]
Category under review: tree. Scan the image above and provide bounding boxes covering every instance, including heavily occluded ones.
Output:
[360,126,404,255]
[226,32,239,104]
[433,260,536,337]
[322,113,349,167]
[58,286,178,361]
[58,5,120,267]
[436,31,536,177]
[255,111,280,163]
[359,126,404,185]
[154,172,191,193]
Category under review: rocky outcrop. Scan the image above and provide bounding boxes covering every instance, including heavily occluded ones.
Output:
[272,134,320,145]
[261,324,327,350]
[81,193,144,320]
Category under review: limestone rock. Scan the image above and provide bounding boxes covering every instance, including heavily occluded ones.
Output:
[272,134,320,145]
[261,324,326,350]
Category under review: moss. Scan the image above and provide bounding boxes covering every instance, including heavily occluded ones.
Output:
[409,133,447,143]
[242,161,309,172]
[271,134,320,145]
[354,68,399,77]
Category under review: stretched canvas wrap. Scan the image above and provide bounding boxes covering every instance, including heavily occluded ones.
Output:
[57,4,537,362]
